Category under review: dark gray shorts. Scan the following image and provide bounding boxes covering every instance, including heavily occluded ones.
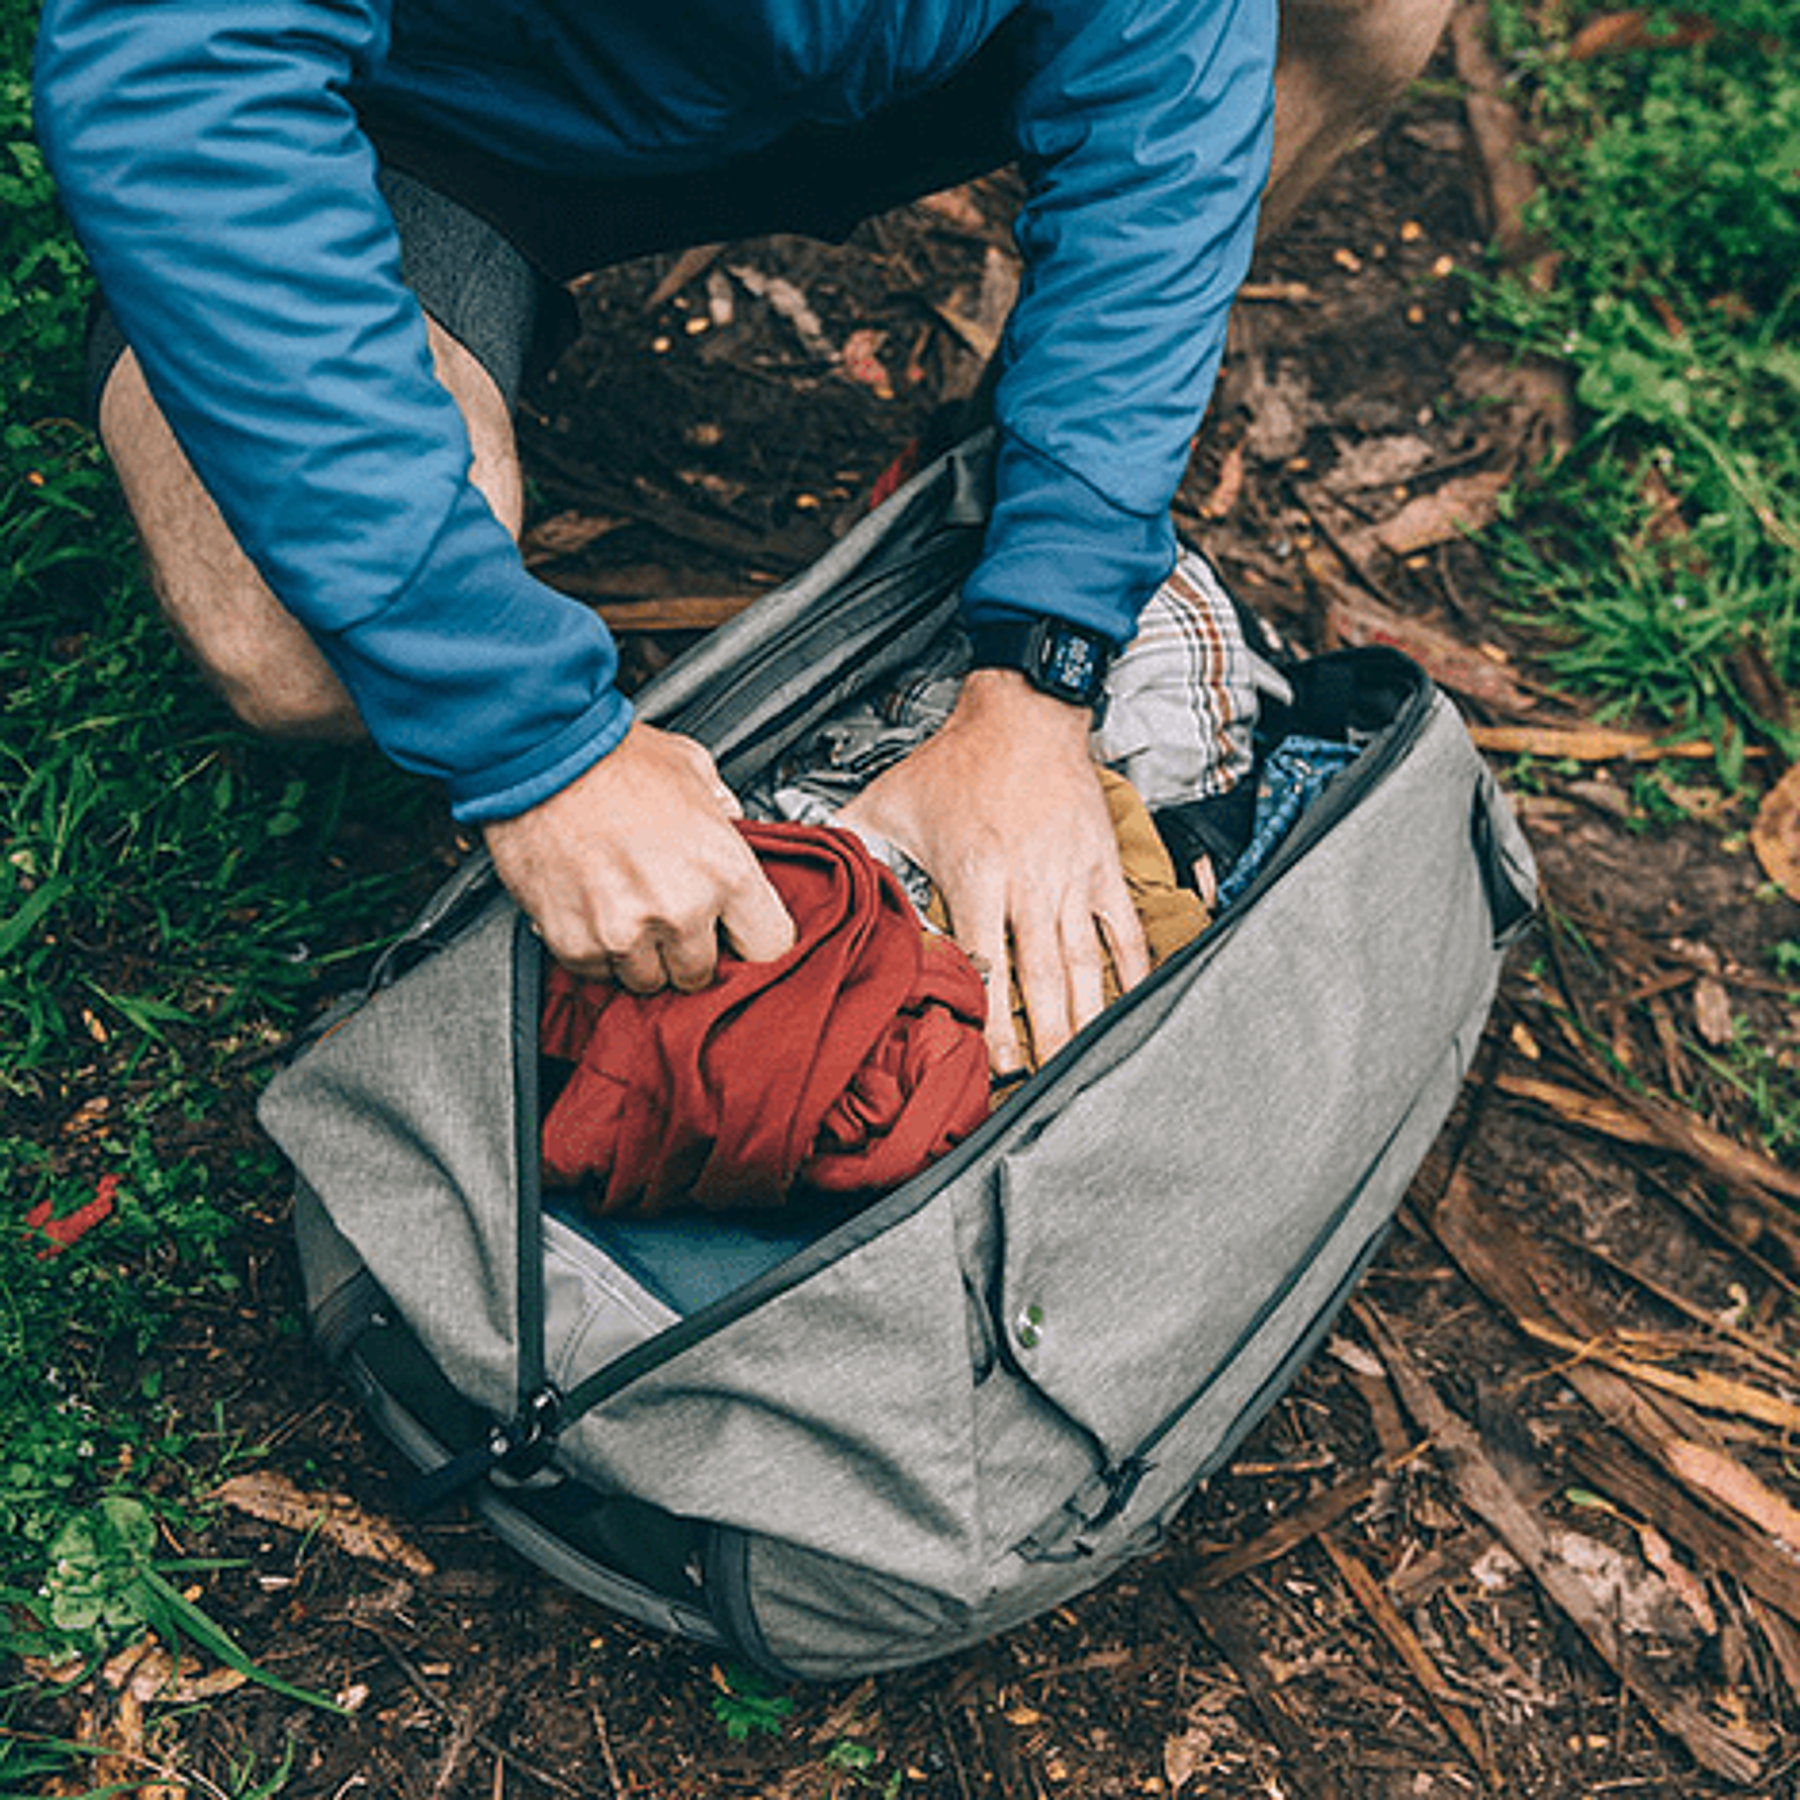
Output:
[86,165,557,418]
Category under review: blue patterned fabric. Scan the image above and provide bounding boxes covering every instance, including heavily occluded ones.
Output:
[1215,736,1360,911]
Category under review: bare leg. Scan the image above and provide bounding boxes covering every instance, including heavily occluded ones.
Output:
[96,322,524,741]
[1264,0,1456,236]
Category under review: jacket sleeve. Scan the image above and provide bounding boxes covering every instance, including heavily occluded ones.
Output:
[961,0,1277,647]
[32,0,631,823]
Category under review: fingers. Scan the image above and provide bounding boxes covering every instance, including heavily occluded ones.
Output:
[961,890,1024,1079]
[719,876,798,968]
[1096,890,1152,996]
[1012,883,1146,1071]
[485,722,797,997]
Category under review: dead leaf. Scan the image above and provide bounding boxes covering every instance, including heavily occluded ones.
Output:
[1347,468,1510,558]
[212,1470,435,1576]
[1196,441,1246,519]
[1637,1524,1719,1636]
[1752,763,1800,900]
[521,510,628,566]
[1569,10,1716,60]
[1322,433,1436,494]
[105,1636,247,1705]
[1163,1726,1212,1796]
[1240,360,1318,464]
[728,265,832,358]
[914,185,988,234]
[645,242,724,310]
[61,1094,112,1137]
[839,328,894,400]
[1449,4,1544,265]
[1693,976,1734,1046]
[1551,1530,1707,1641]
[927,297,997,363]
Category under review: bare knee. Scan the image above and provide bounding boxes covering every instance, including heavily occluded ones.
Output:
[1281,0,1455,103]
[1266,0,1456,232]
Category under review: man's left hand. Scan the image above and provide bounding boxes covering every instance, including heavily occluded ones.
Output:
[840,669,1150,1075]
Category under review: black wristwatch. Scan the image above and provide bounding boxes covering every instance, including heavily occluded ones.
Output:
[967,616,1114,714]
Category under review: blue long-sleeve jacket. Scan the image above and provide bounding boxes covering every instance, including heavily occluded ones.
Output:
[33,0,1275,823]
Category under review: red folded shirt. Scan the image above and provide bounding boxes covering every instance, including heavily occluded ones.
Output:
[540,821,990,1216]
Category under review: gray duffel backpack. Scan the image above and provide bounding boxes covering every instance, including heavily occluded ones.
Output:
[258,433,1537,1682]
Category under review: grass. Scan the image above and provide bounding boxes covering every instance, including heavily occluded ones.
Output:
[3,0,435,1781]
[1474,0,1800,763]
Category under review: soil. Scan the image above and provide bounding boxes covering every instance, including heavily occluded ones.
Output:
[27,58,1800,1800]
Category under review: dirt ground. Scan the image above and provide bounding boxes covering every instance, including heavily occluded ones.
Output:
[34,56,1800,1800]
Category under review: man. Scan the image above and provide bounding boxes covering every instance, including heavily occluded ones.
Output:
[33,0,1449,1076]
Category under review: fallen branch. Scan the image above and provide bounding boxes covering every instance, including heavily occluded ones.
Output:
[1495,1068,1800,1210]
[1470,724,1720,762]
[1511,1317,1800,1436]
[594,595,758,633]
[1570,1432,1800,1625]
[1181,1467,1387,1592]
[1171,1590,1349,1800]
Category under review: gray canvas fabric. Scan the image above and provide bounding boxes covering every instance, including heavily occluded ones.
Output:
[260,897,526,1421]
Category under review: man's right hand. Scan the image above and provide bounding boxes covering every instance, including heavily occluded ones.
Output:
[482,721,796,992]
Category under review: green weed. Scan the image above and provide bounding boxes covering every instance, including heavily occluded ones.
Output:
[1474,2,1800,768]
[710,1663,796,1742]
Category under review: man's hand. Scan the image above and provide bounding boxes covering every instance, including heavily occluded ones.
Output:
[483,721,795,991]
[841,670,1150,1074]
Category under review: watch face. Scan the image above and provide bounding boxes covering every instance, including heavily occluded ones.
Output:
[1038,626,1104,700]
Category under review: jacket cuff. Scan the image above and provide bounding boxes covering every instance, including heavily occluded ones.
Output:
[446,691,635,824]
